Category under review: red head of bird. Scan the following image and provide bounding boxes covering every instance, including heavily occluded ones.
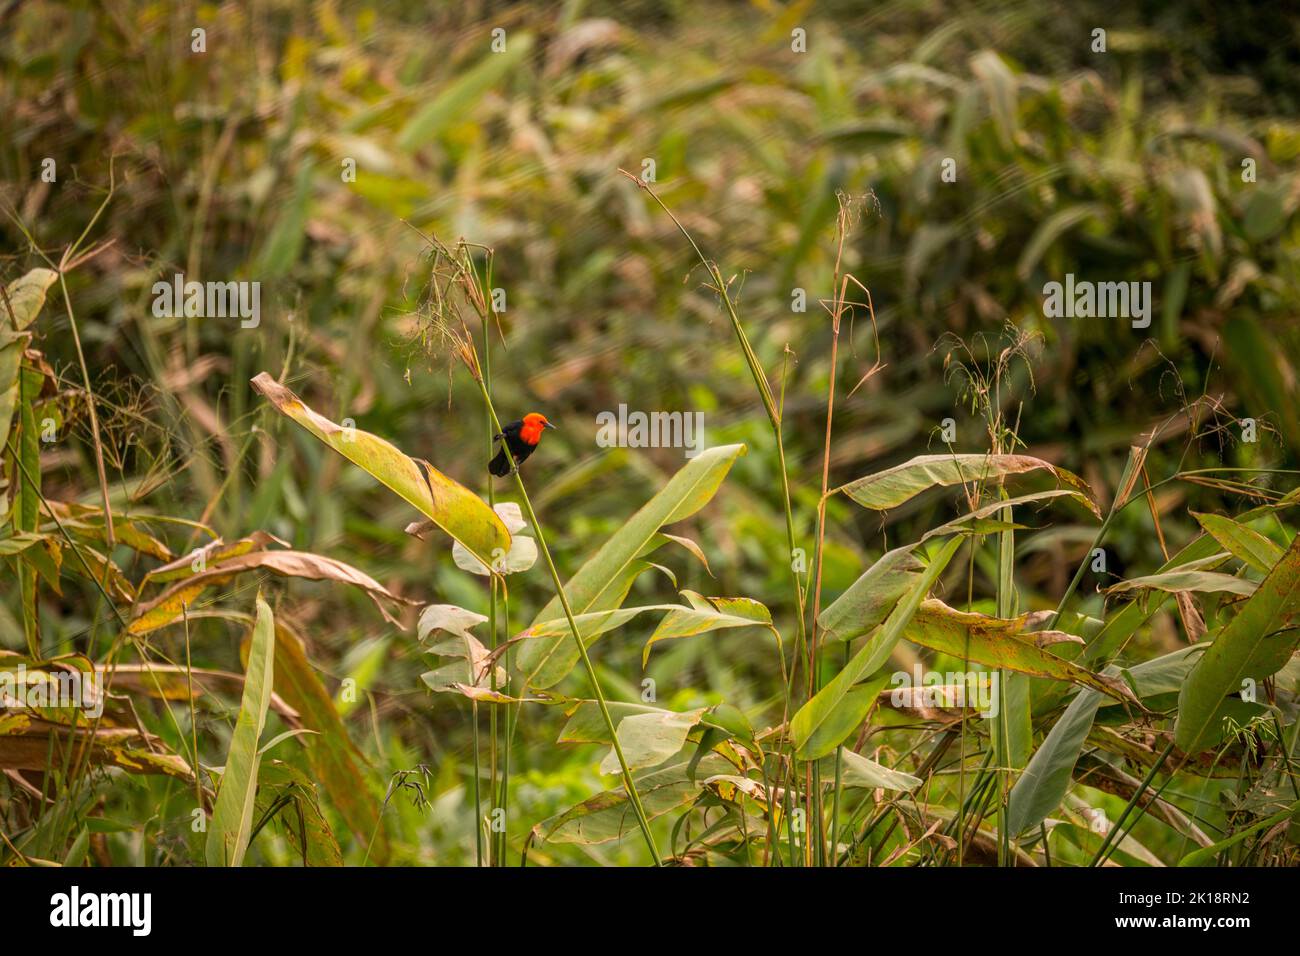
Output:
[519,412,555,445]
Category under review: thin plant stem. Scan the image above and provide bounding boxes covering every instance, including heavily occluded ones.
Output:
[1089,740,1175,866]
[471,376,662,865]
[471,698,483,866]
[624,170,807,865]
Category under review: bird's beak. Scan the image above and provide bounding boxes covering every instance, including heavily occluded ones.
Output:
[544,421,558,430]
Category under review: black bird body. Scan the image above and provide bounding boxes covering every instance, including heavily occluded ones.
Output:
[489,413,554,476]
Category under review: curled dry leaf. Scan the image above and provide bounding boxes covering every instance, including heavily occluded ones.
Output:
[130,549,414,635]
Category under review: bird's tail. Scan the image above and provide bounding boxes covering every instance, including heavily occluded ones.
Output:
[488,446,512,477]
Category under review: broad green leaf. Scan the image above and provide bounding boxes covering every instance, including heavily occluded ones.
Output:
[921,488,1096,541]
[448,501,537,575]
[1008,643,1206,838]
[1015,204,1109,280]
[3,268,58,330]
[397,34,535,151]
[838,453,1098,517]
[0,530,52,556]
[519,444,745,688]
[970,50,1018,149]
[818,544,924,643]
[796,673,891,764]
[62,827,90,866]
[1009,686,1105,839]
[206,594,276,867]
[251,372,508,567]
[272,621,385,861]
[1176,800,1300,866]
[535,754,732,846]
[642,593,771,666]
[45,501,173,561]
[1104,570,1256,598]
[525,605,670,648]
[828,748,922,792]
[258,160,315,278]
[904,601,1133,701]
[1175,533,1300,755]
[792,536,964,759]
[559,701,671,744]
[1192,512,1283,575]
[0,330,30,454]
[520,593,768,678]
[599,708,707,774]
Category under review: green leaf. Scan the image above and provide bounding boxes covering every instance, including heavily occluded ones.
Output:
[838,453,1098,517]
[0,330,31,454]
[642,593,771,666]
[921,488,1095,541]
[206,594,276,867]
[396,34,535,151]
[818,544,924,644]
[1242,178,1294,242]
[1104,570,1256,598]
[251,372,509,568]
[828,748,922,792]
[448,501,537,575]
[258,160,315,278]
[1008,686,1103,840]
[1175,533,1300,755]
[2,268,58,330]
[559,700,670,744]
[970,50,1018,148]
[903,601,1133,701]
[792,536,964,759]
[272,620,386,862]
[1015,204,1109,280]
[599,708,707,774]
[797,673,892,763]
[1008,643,1205,839]
[1176,800,1300,866]
[62,826,90,866]
[1192,512,1283,575]
[518,444,745,688]
[535,754,733,845]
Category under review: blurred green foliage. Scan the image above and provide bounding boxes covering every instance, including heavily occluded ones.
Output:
[1,0,1297,865]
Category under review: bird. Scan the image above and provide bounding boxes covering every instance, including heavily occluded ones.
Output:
[489,412,556,476]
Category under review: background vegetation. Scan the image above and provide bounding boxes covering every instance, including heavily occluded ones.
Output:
[1,0,1298,866]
